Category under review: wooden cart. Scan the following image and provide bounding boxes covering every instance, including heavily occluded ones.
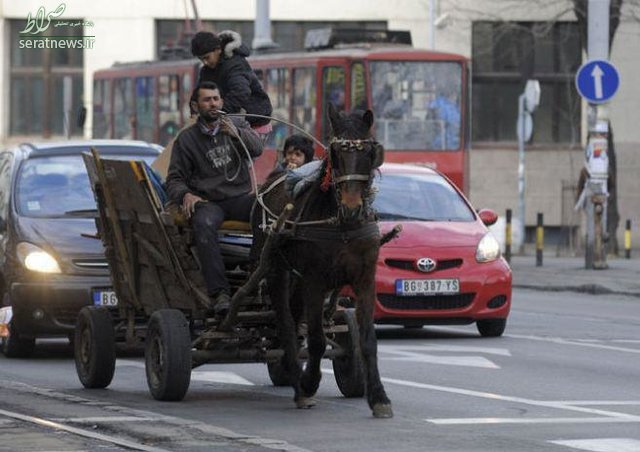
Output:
[73,151,364,401]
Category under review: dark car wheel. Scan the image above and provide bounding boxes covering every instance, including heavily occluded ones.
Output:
[332,309,365,398]
[2,324,36,358]
[145,309,192,401]
[477,318,507,337]
[74,307,116,389]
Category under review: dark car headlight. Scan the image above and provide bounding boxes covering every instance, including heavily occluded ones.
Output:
[475,233,501,263]
[16,242,62,274]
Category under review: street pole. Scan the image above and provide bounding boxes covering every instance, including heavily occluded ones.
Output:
[585,0,611,269]
[517,94,526,254]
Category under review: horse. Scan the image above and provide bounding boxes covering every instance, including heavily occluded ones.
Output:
[252,104,392,418]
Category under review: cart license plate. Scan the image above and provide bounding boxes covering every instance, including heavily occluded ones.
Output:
[396,279,460,296]
[93,290,118,306]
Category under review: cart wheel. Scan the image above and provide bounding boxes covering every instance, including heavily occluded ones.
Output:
[145,309,192,401]
[74,306,116,388]
[332,309,365,398]
[267,358,290,386]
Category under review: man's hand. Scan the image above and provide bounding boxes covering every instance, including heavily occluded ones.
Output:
[182,192,205,219]
[220,117,239,137]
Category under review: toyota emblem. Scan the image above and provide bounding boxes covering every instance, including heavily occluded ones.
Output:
[416,257,436,273]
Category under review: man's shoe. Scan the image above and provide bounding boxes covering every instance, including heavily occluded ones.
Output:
[213,291,231,317]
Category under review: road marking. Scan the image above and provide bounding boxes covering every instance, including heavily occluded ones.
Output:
[558,401,640,406]
[334,373,640,423]
[427,417,640,425]
[191,371,254,386]
[506,334,640,354]
[117,360,255,386]
[378,345,510,369]
[550,438,640,451]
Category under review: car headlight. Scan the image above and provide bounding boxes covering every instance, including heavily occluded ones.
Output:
[475,232,501,263]
[16,242,61,274]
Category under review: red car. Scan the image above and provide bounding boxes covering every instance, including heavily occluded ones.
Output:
[356,163,512,336]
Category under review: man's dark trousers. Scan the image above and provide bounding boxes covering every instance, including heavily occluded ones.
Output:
[191,194,254,296]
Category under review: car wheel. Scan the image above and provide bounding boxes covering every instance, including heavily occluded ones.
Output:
[74,306,116,388]
[2,324,36,358]
[145,309,192,401]
[477,318,507,337]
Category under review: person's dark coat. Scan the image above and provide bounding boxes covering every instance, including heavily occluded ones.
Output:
[198,44,272,127]
[166,117,263,204]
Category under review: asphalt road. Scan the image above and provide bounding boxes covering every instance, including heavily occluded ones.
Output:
[1,288,639,452]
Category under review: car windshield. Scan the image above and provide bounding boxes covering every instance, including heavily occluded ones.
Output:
[372,171,475,222]
[370,60,462,151]
[16,153,157,218]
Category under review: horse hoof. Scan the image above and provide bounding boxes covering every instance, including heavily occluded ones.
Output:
[295,397,317,409]
[372,403,393,418]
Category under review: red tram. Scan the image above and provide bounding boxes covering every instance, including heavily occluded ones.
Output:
[92,30,470,191]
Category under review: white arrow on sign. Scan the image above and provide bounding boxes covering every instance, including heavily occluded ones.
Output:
[591,64,604,99]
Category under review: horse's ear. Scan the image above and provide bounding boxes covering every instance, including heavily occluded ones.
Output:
[363,109,374,130]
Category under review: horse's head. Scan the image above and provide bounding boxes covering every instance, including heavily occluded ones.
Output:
[326,104,384,223]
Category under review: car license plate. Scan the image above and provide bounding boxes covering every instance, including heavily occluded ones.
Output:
[93,290,118,306]
[396,279,460,296]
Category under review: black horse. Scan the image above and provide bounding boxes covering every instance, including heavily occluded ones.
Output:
[253,105,392,418]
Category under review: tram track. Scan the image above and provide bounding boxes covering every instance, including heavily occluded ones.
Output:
[0,379,310,451]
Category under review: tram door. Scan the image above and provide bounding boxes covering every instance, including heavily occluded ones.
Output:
[321,64,347,142]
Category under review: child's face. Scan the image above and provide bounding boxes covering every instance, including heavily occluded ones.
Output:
[284,147,306,169]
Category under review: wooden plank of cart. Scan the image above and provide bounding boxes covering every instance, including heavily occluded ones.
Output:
[73,149,365,401]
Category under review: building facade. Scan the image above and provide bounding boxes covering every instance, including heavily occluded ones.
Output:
[1,0,638,251]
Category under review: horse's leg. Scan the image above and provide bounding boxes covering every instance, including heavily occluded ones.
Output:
[298,279,326,399]
[267,265,306,407]
[354,274,393,418]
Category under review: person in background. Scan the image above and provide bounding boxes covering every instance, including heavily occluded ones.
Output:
[165,81,263,315]
[279,134,315,170]
[191,30,273,141]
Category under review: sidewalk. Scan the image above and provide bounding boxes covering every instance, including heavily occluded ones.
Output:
[508,254,640,297]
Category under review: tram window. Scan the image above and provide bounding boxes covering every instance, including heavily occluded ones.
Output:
[92,79,111,139]
[292,67,316,139]
[265,68,290,151]
[159,75,181,146]
[322,66,346,141]
[351,62,367,111]
[135,77,154,142]
[113,78,134,139]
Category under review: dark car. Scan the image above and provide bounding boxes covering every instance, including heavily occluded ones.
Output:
[0,140,161,357]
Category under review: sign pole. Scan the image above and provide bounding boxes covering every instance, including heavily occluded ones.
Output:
[586,0,611,269]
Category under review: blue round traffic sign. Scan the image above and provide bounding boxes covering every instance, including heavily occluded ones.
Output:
[575,60,620,104]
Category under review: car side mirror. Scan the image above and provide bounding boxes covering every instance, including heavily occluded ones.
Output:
[478,209,498,226]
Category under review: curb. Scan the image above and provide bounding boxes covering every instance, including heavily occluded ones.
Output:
[514,283,640,298]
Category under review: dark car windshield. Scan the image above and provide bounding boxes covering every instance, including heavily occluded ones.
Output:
[16,153,157,218]
[372,172,475,222]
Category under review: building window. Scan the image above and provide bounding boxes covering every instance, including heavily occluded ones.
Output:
[472,21,581,144]
[156,20,387,57]
[9,20,84,137]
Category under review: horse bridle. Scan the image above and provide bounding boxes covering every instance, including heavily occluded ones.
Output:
[327,137,381,185]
